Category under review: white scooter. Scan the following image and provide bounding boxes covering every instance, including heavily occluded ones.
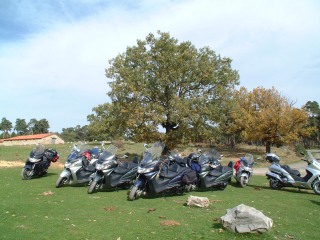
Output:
[266,150,320,194]
[234,153,254,187]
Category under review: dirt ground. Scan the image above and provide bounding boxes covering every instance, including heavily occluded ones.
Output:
[0,160,64,168]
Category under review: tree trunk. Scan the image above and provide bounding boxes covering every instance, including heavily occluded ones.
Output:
[230,135,236,149]
[266,142,271,153]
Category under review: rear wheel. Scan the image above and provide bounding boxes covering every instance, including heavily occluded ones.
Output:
[128,186,139,201]
[312,179,320,195]
[21,168,32,180]
[269,178,283,190]
[55,177,67,188]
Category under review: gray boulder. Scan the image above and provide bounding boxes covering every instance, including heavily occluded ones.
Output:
[219,204,273,233]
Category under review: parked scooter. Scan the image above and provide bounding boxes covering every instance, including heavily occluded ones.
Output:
[234,153,254,187]
[128,142,194,200]
[55,143,98,188]
[188,149,233,190]
[21,144,59,180]
[87,145,138,194]
[266,150,320,194]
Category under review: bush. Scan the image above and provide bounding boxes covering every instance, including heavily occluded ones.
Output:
[295,144,306,156]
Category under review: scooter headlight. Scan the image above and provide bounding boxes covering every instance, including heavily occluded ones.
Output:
[29,157,41,163]
[64,162,71,168]
[138,166,153,174]
[96,163,104,170]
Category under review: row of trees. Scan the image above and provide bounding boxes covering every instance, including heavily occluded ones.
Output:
[85,31,319,152]
[4,31,318,153]
[0,118,50,138]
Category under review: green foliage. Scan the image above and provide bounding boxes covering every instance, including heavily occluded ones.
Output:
[60,125,90,142]
[89,31,239,148]
[295,144,307,156]
[14,118,28,135]
[1,167,319,240]
[0,117,13,138]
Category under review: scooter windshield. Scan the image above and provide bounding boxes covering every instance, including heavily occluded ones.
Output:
[30,144,45,159]
[97,145,118,164]
[242,153,254,167]
[140,142,165,167]
[67,142,90,162]
[198,149,221,166]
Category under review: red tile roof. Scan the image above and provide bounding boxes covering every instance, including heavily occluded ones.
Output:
[2,133,54,141]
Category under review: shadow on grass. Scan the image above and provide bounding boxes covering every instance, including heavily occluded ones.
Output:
[310,200,320,206]
[26,172,58,180]
[247,183,314,195]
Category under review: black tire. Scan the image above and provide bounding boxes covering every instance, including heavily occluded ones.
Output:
[55,176,67,188]
[240,175,248,188]
[88,181,98,194]
[128,186,139,201]
[21,168,32,180]
[269,178,283,190]
[312,179,320,195]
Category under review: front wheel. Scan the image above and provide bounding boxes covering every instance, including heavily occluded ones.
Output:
[21,168,33,180]
[240,175,248,188]
[88,181,99,194]
[269,178,283,190]
[128,186,139,201]
[312,179,320,195]
[55,176,67,188]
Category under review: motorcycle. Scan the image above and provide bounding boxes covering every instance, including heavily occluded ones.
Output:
[87,145,138,194]
[21,144,59,180]
[55,142,98,188]
[234,153,254,187]
[266,150,320,194]
[128,142,194,200]
[187,149,233,190]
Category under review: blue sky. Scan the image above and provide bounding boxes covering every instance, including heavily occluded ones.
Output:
[1,0,319,133]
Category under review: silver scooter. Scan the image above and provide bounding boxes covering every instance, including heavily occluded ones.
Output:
[55,143,99,187]
[266,150,320,194]
[234,153,254,187]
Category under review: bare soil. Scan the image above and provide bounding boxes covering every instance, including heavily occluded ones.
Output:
[0,160,64,168]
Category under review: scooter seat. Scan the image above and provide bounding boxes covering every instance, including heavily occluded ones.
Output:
[209,165,232,177]
[159,163,188,179]
[209,169,223,177]
[113,162,138,174]
[281,165,300,176]
[84,165,96,172]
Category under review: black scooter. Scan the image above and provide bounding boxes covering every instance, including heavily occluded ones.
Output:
[187,149,233,190]
[21,144,59,180]
[128,142,194,200]
[87,145,138,194]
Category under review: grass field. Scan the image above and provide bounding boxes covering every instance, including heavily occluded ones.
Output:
[1,165,319,240]
[1,143,317,239]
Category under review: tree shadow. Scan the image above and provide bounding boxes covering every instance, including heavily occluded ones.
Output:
[310,200,320,206]
[247,183,314,195]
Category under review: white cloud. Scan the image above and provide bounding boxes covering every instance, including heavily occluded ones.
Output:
[1,0,320,131]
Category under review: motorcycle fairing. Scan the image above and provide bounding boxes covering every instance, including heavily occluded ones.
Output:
[201,166,233,188]
[150,167,191,193]
[110,166,137,187]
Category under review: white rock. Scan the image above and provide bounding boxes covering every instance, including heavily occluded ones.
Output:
[219,204,273,233]
[186,195,210,207]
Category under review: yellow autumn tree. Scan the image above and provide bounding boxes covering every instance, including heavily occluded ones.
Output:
[242,86,311,153]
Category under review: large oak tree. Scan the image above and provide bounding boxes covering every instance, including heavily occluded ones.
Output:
[88,31,239,148]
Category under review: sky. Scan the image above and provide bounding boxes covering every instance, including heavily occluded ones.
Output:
[1,0,319,133]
